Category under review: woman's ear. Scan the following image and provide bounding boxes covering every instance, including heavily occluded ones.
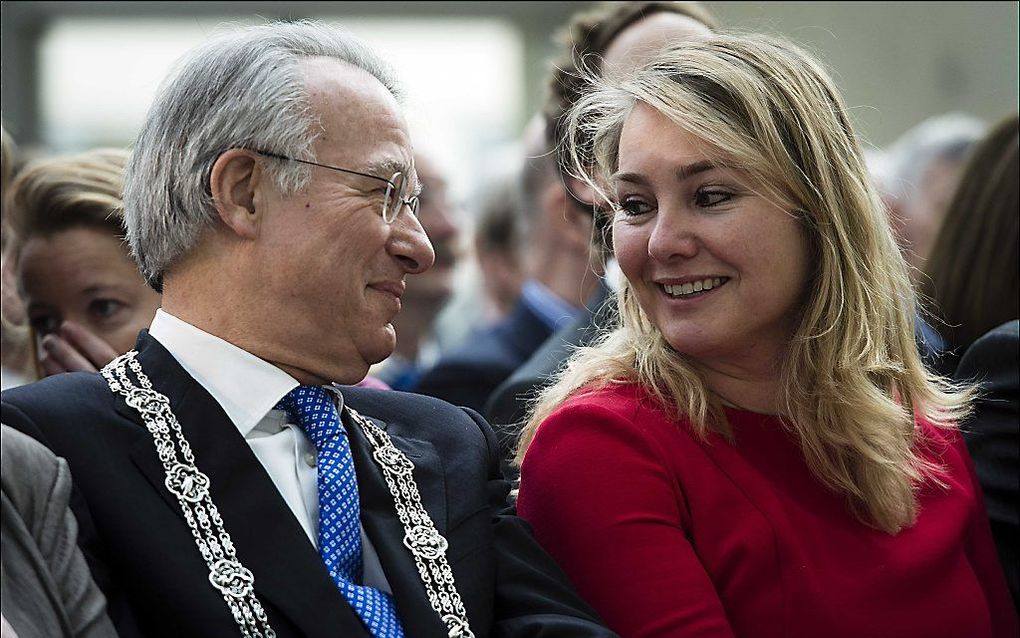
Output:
[209,149,263,240]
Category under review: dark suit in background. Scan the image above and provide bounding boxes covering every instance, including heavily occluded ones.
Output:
[1,333,614,637]
[486,283,615,478]
[955,319,1019,608]
[412,298,556,413]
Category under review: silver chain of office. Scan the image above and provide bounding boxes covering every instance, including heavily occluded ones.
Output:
[103,350,474,638]
[103,351,276,638]
[347,408,475,638]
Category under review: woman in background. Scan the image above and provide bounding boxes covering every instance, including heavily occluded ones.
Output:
[516,34,1016,637]
[4,148,160,377]
[921,113,1019,376]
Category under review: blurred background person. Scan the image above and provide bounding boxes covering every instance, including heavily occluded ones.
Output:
[921,113,1019,375]
[371,150,463,390]
[486,0,716,469]
[473,172,526,324]
[412,113,603,412]
[884,112,986,278]
[5,148,160,377]
[1,126,32,390]
[863,144,944,368]
[516,34,1016,637]
[956,320,1020,610]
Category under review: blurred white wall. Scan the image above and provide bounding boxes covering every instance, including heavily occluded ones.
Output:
[3,1,1017,202]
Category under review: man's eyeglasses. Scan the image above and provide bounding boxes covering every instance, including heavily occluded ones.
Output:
[255,150,420,223]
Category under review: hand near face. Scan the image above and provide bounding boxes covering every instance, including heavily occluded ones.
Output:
[38,320,120,376]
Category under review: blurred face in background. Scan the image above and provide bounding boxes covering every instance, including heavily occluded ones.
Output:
[406,153,462,307]
[898,156,965,272]
[602,12,713,78]
[17,225,161,355]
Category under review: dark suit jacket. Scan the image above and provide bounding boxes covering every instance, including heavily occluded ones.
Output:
[1,332,615,638]
[411,299,554,414]
[955,319,1019,608]
[485,283,616,477]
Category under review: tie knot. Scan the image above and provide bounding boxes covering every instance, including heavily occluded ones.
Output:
[275,385,344,447]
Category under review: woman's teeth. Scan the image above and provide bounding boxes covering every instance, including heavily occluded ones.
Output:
[662,277,725,298]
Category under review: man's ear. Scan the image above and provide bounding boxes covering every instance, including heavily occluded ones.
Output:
[209,149,263,240]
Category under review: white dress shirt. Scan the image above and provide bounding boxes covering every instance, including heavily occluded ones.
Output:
[148,309,391,592]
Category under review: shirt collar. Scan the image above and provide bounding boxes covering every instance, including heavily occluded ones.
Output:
[520,280,581,331]
[148,309,300,437]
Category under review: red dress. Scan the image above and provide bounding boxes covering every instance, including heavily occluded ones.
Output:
[517,383,1017,638]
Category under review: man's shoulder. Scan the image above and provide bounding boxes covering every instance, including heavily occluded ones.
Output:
[0,424,64,504]
[342,385,488,438]
[956,319,1020,382]
[2,372,126,457]
[2,372,113,417]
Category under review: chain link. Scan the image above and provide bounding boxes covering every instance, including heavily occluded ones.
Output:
[348,408,475,638]
[103,351,276,638]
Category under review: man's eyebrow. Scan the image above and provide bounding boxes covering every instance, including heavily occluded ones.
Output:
[363,158,410,178]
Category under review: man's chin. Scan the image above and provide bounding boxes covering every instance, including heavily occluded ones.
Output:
[364,324,398,364]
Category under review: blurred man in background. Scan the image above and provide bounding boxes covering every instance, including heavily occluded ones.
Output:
[485,0,717,472]
[372,150,463,390]
[883,112,986,278]
[412,113,602,413]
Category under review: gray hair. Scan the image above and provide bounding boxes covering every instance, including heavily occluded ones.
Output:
[123,20,400,290]
[886,112,986,201]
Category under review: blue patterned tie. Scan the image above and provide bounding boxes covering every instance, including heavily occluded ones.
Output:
[276,386,405,638]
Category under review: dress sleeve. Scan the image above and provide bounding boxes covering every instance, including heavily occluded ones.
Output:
[518,399,736,638]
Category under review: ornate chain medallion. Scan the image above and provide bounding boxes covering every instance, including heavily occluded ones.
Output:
[347,408,476,638]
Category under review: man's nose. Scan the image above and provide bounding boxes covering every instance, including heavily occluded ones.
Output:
[390,211,436,274]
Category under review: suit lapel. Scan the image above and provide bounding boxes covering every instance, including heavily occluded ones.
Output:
[119,333,369,638]
[344,408,449,636]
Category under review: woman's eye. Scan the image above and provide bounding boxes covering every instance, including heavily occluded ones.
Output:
[89,299,125,321]
[694,189,733,208]
[616,196,654,216]
[29,314,60,336]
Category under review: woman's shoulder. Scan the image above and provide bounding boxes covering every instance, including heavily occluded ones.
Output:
[913,413,964,452]
[535,381,700,454]
[911,414,973,485]
[554,381,673,424]
[522,382,694,490]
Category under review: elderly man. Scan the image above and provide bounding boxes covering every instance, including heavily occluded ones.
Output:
[1,22,615,638]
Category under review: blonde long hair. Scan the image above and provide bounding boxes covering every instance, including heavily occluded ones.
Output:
[516,34,971,534]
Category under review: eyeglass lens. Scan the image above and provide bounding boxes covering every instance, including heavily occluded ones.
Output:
[382,172,403,223]
[387,171,422,223]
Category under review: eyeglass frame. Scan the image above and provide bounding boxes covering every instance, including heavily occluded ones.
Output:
[253,150,420,223]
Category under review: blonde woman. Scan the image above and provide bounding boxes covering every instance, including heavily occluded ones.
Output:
[515,34,1017,637]
[5,149,160,377]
